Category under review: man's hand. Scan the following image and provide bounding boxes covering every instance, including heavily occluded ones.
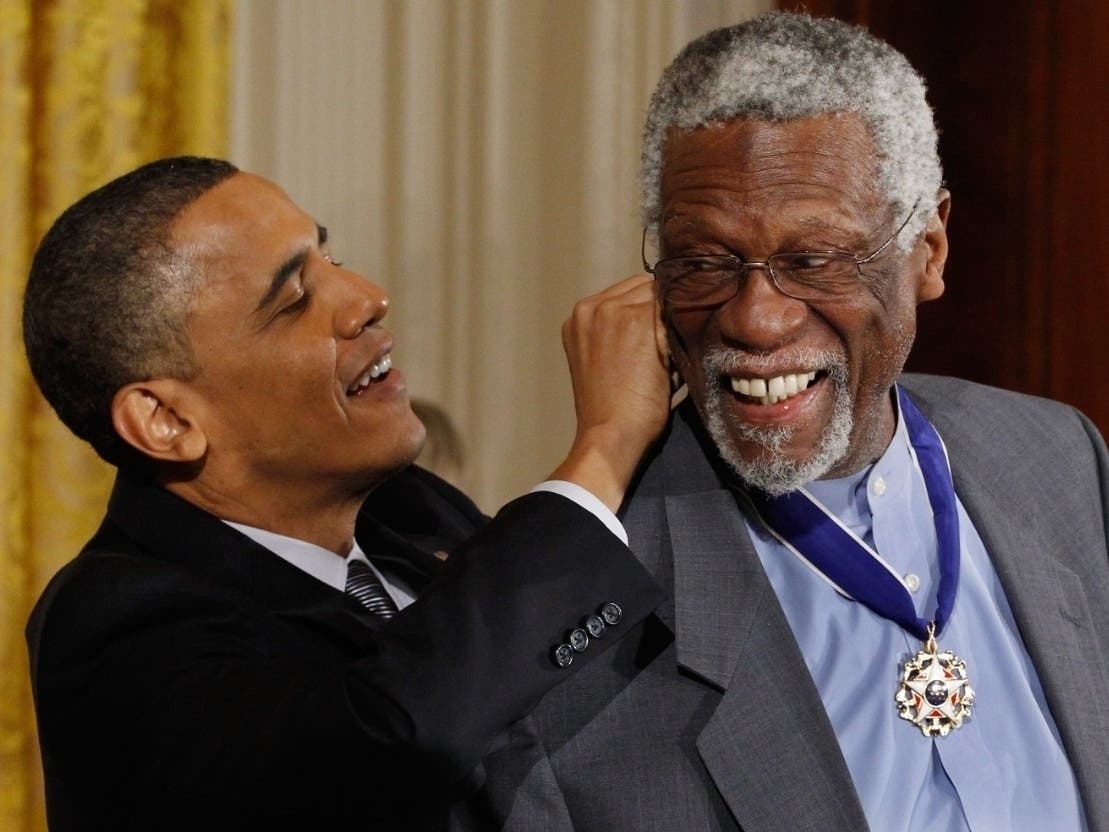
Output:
[549,275,670,513]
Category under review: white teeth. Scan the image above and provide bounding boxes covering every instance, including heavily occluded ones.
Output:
[369,353,392,379]
[348,353,392,394]
[729,371,817,406]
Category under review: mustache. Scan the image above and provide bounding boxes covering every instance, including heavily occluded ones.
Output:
[702,346,848,379]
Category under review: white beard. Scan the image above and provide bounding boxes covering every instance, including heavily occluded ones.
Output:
[700,346,853,496]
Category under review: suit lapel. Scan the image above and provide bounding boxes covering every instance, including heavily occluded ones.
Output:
[954,466,1109,782]
[665,489,769,690]
[632,383,1109,830]
[357,465,479,589]
[106,474,401,655]
[632,408,866,830]
[358,517,444,589]
[920,401,1109,831]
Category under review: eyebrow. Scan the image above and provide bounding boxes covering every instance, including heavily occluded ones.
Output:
[253,224,328,313]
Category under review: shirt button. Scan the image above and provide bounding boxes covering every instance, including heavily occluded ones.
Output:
[872,476,887,496]
[904,573,921,592]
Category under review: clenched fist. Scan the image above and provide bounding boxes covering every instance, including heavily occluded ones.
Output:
[549,275,671,513]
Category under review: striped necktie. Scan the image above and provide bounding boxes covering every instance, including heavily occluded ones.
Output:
[345,558,398,619]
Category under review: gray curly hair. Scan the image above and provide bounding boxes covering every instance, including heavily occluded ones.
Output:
[640,11,942,249]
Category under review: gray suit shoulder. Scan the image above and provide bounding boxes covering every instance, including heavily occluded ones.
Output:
[901,372,1095,424]
[899,372,1107,462]
[902,372,1073,413]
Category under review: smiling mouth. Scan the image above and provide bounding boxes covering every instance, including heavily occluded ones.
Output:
[728,370,820,406]
[347,353,393,396]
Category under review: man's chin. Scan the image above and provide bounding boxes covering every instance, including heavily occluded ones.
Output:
[725,447,835,496]
[704,406,852,496]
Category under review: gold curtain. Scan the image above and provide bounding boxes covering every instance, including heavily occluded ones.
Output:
[0,2,229,829]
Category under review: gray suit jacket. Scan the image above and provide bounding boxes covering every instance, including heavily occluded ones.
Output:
[457,375,1109,831]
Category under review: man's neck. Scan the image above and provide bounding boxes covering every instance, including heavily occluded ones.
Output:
[162,477,364,556]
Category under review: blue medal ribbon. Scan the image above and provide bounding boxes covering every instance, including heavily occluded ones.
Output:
[751,386,960,641]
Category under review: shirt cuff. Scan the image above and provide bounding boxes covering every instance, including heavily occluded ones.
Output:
[529,480,629,546]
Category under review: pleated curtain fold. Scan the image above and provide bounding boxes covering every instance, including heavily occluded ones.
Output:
[0,4,229,829]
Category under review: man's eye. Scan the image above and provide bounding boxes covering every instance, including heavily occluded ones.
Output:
[278,286,310,316]
[656,257,731,284]
[323,254,344,267]
[780,253,838,272]
[678,256,736,278]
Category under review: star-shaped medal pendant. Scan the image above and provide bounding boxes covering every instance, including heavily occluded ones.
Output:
[895,623,974,737]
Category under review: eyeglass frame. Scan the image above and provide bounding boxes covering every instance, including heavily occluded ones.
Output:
[641,199,922,307]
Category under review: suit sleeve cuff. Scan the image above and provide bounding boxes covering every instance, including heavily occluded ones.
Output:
[527,480,629,546]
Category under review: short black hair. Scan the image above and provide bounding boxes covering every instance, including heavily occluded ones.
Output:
[23,155,239,472]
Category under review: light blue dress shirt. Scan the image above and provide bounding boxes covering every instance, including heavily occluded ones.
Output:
[747,402,1088,831]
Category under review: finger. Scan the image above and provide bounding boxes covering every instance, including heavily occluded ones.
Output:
[564,278,652,337]
[574,283,658,333]
[601,273,655,302]
[580,274,654,306]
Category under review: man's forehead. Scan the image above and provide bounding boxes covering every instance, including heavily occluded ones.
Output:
[170,171,313,259]
[662,113,876,172]
[176,171,287,225]
[658,114,885,221]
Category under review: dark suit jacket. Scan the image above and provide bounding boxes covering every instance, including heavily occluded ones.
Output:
[27,466,662,831]
[458,375,1109,831]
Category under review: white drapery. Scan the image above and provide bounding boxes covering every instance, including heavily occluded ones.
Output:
[231,0,767,509]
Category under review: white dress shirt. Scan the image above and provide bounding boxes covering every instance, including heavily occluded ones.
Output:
[226,480,627,611]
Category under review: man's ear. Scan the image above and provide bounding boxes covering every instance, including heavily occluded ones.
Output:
[917,188,951,303]
[111,380,208,463]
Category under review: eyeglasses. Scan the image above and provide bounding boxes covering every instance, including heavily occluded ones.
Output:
[642,201,920,308]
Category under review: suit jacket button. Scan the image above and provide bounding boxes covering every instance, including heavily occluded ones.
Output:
[552,643,574,668]
[583,614,606,638]
[599,602,623,626]
[568,628,590,652]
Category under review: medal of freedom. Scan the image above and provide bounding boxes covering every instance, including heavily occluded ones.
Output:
[895,624,974,737]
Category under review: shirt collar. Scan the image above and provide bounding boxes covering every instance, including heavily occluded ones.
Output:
[222,520,369,592]
[803,388,915,523]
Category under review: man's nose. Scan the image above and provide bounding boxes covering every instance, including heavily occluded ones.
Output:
[716,264,807,350]
[332,267,389,337]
